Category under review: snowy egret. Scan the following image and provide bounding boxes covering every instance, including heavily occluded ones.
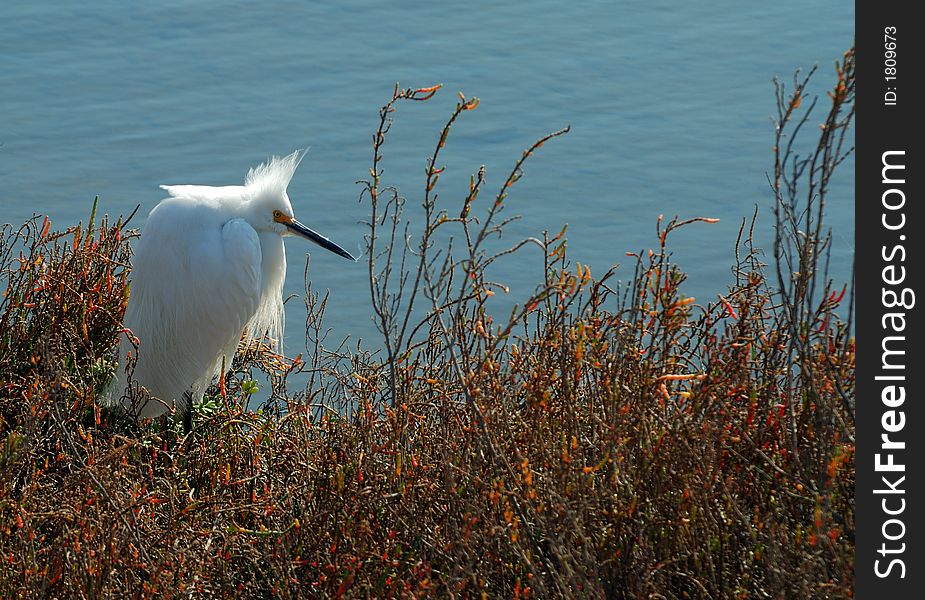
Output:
[109,149,355,427]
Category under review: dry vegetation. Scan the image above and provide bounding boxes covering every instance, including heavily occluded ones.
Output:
[0,50,855,598]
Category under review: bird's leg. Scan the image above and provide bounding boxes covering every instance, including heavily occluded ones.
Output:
[182,390,194,435]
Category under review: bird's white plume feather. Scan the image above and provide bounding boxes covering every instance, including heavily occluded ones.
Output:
[244,149,308,196]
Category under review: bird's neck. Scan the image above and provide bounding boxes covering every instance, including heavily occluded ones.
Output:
[246,232,287,352]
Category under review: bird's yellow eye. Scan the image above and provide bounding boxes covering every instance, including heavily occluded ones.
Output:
[273,210,286,222]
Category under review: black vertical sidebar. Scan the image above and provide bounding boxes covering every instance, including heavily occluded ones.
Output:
[856,2,921,597]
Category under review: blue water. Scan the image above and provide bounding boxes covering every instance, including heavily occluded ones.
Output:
[1,1,853,366]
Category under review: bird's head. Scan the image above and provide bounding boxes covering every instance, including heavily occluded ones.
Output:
[246,150,356,261]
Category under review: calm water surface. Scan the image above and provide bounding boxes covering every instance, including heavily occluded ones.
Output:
[1,1,853,370]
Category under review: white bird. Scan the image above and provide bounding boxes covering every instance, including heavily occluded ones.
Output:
[109,149,355,428]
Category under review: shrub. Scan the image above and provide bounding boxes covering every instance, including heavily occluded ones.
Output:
[0,50,854,598]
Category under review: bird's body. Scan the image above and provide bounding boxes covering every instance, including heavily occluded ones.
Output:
[109,150,355,420]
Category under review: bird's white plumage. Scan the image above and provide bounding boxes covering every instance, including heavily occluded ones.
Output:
[109,149,355,420]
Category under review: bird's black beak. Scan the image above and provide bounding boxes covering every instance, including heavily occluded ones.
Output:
[286,219,357,261]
